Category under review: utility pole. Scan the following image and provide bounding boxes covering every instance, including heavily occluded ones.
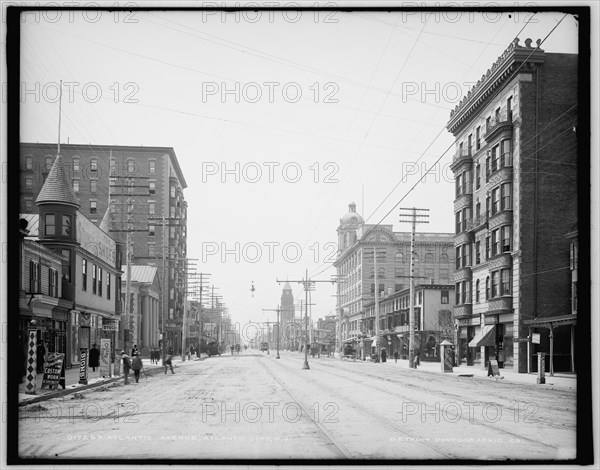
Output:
[364,248,386,362]
[179,259,198,362]
[399,207,429,368]
[278,271,337,370]
[330,274,347,359]
[262,307,282,359]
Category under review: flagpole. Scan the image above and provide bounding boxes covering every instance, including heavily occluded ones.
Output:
[57,80,63,156]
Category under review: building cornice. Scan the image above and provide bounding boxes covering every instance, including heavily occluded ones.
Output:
[446,38,545,135]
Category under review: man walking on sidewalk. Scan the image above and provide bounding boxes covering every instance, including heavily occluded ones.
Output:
[132,352,143,383]
[120,351,132,385]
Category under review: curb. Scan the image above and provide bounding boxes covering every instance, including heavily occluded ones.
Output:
[18,364,173,407]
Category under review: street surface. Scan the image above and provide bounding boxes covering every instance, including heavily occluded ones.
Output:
[18,351,576,460]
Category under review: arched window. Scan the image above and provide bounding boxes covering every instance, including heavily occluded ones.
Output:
[425,253,434,264]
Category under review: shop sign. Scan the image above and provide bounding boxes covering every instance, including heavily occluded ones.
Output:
[102,319,119,331]
[41,353,65,390]
[531,333,541,344]
[100,338,111,377]
[79,348,88,384]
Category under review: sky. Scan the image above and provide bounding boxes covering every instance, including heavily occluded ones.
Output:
[14,4,582,328]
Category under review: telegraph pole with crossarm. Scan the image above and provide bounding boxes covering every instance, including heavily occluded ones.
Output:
[278,270,338,370]
[399,207,429,368]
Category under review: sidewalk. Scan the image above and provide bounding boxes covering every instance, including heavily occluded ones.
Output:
[375,357,577,388]
[18,355,204,405]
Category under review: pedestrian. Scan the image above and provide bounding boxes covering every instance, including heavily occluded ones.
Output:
[164,353,175,374]
[120,350,132,385]
[132,352,143,383]
[414,350,420,368]
[381,349,387,363]
[36,341,46,373]
[89,344,100,372]
[230,345,234,356]
[394,350,399,363]
[131,344,139,357]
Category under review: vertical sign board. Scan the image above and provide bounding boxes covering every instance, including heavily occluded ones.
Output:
[487,359,501,378]
[79,348,88,385]
[100,338,111,377]
[41,353,65,390]
[25,329,38,395]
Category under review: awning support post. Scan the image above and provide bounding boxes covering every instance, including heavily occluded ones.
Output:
[549,325,554,377]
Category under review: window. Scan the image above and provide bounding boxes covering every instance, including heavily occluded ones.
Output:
[170,226,175,239]
[170,185,176,198]
[49,268,58,297]
[109,159,116,174]
[500,269,511,295]
[502,226,512,252]
[475,279,480,302]
[491,187,500,215]
[90,180,97,193]
[475,164,481,189]
[98,268,103,296]
[25,176,33,189]
[90,158,98,172]
[72,179,80,192]
[455,281,471,304]
[170,206,175,218]
[73,158,80,171]
[476,126,481,150]
[148,243,155,256]
[495,107,501,121]
[24,197,33,211]
[170,288,174,300]
[82,259,87,291]
[62,215,71,236]
[501,183,512,210]
[467,134,472,154]
[475,200,481,219]
[485,276,490,300]
[455,212,462,233]
[485,152,490,181]
[395,252,405,277]
[92,264,97,294]
[455,173,463,197]
[501,139,512,166]
[107,273,111,300]
[26,156,33,170]
[127,159,135,173]
[378,267,385,279]
[29,261,40,292]
[148,202,155,215]
[486,116,491,132]
[45,214,55,236]
[491,145,499,172]
[486,195,490,218]
[456,246,461,269]
[90,201,97,214]
[475,240,481,264]
[61,249,71,281]
[491,229,500,256]
[149,160,156,174]
[485,236,490,260]
[491,270,499,297]
[148,224,155,236]
[45,156,53,171]
[149,181,155,195]
[441,290,449,304]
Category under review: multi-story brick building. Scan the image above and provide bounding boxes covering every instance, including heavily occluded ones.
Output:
[447,38,578,373]
[334,203,455,354]
[20,143,188,356]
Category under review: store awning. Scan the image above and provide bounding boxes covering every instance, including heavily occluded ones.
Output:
[468,325,496,347]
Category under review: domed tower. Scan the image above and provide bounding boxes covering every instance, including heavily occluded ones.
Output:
[337,202,363,253]
[35,154,80,296]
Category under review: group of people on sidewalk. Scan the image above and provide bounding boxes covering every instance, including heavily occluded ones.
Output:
[119,344,175,385]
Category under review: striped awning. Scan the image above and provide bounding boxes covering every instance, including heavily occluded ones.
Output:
[468,325,496,347]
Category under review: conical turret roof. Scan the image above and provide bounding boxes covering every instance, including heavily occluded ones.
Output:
[35,154,80,208]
